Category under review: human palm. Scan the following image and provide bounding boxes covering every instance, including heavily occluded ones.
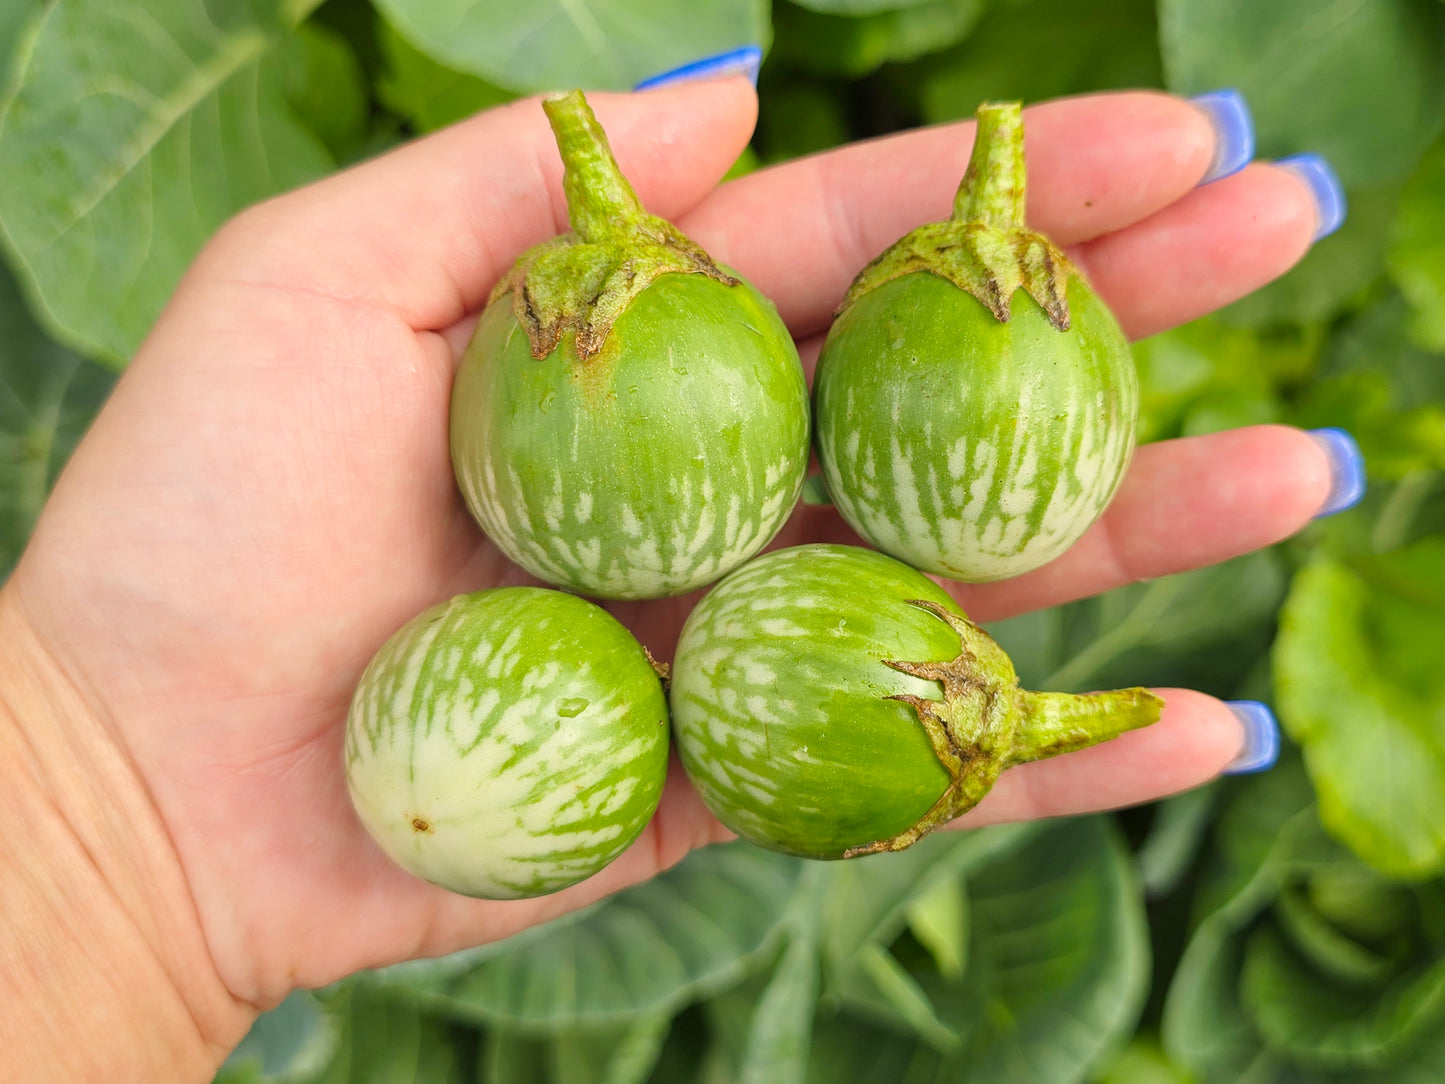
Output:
[6,81,1330,1017]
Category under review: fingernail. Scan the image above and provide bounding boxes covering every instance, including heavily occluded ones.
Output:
[1222,701,1279,775]
[1275,154,1347,241]
[634,45,763,91]
[1189,89,1254,184]
[1308,427,1366,517]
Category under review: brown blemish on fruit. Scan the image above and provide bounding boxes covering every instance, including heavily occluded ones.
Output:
[411,816,433,834]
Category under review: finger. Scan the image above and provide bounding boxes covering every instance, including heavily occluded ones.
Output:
[194,81,758,332]
[958,425,1332,622]
[679,91,1221,336]
[1071,162,1316,339]
[951,688,1241,828]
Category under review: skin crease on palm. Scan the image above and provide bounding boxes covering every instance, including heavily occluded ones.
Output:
[1,77,1332,1045]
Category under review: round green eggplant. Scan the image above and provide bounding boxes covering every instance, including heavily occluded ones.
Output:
[813,101,1138,583]
[450,91,809,600]
[345,587,669,899]
[670,544,1160,859]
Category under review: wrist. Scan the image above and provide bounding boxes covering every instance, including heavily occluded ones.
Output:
[0,586,253,1081]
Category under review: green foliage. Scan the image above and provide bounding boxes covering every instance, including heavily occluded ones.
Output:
[1158,0,1445,187]
[371,0,771,93]
[0,0,1442,1079]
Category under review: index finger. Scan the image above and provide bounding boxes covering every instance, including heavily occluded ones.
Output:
[678,91,1222,336]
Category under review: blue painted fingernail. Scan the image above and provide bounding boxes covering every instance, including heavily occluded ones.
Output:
[1308,427,1366,517]
[1223,701,1279,775]
[634,46,763,91]
[1275,154,1347,240]
[1189,89,1254,183]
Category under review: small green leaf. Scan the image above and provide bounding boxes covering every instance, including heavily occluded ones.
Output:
[0,0,336,365]
[1274,542,1445,877]
[370,0,771,93]
[737,932,820,1084]
[366,843,802,1031]
[548,1014,673,1084]
[1092,1037,1197,1084]
[838,941,961,1053]
[1159,0,1445,187]
[1388,135,1445,351]
[375,16,512,134]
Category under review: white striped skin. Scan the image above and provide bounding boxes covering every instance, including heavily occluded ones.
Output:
[345,588,669,899]
[451,272,810,600]
[814,273,1138,582]
[670,545,965,859]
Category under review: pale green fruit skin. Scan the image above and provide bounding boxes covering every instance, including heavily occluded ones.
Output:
[670,544,963,859]
[813,272,1138,582]
[450,271,810,600]
[345,588,669,899]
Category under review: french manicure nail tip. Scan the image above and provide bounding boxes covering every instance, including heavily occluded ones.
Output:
[1222,701,1280,776]
[634,45,763,91]
[1308,427,1366,518]
[1189,89,1254,184]
[1276,154,1347,241]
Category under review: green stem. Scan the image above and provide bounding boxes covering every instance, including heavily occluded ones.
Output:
[542,90,646,242]
[1010,687,1162,765]
[952,101,1027,230]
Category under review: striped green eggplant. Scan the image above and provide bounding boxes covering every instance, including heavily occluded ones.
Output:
[345,588,669,899]
[670,544,1160,860]
[451,90,809,600]
[813,101,1138,582]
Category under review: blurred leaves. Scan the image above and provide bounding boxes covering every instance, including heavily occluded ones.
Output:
[371,0,770,94]
[1389,135,1445,350]
[1274,540,1445,879]
[0,0,344,365]
[918,0,1162,123]
[1159,0,1445,187]
[375,14,513,134]
[367,842,802,1031]
[0,263,113,581]
[771,0,984,79]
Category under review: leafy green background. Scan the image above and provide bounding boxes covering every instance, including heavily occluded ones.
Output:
[2,0,1443,1080]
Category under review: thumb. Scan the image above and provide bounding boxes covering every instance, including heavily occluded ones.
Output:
[192,79,758,333]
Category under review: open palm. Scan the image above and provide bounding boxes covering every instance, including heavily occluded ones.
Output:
[6,80,1331,1017]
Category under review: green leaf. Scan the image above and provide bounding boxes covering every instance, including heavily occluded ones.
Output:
[0,264,114,581]
[277,21,370,163]
[1137,786,1221,899]
[925,817,1152,1083]
[366,842,802,1031]
[989,552,1288,698]
[816,824,1037,986]
[754,80,850,163]
[0,1,39,85]
[1161,764,1338,1081]
[314,986,467,1084]
[1158,0,1445,187]
[0,0,336,365]
[370,0,771,94]
[215,991,341,1084]
[917,0,1161,124]
[836,942,962,1054]
[1274,542,1445,877]
[547,1013,673,1084]
[374,15,512,134]
[737,932,821,1084]
[1388,135,1445,351]
[789,0,937,14]
[1093,1037,1198,1084]
[770,0,984,79]
[904,875,968,981]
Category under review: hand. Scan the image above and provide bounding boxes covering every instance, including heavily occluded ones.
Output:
[0,78,1331,1074]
